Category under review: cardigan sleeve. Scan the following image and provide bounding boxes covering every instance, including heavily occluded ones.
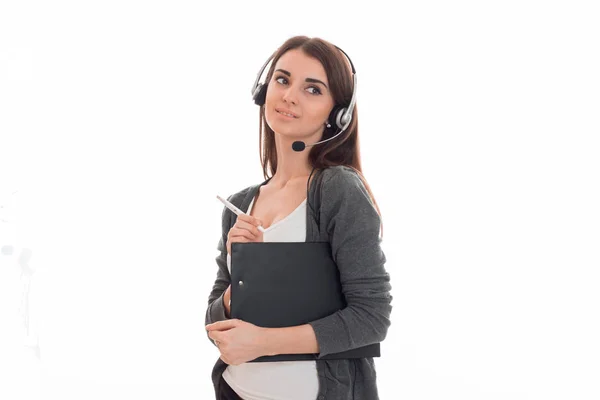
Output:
[308,167,393,358]
[204,195,234,346]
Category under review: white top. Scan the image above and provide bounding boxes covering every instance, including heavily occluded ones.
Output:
[222,195,319,400]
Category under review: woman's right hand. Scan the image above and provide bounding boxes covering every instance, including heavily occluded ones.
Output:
[226,214,264,255]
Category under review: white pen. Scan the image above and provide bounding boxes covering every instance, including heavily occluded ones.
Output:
[216,195,266,233]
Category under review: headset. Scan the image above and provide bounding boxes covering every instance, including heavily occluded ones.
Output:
[251,45,358,152]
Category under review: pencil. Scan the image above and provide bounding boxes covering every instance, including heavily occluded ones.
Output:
[216,195,266,233]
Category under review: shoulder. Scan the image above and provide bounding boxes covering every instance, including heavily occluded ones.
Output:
[226,183,259,208]
[319,165,358,185]
[320,165,370,200]
[318,165,381,238]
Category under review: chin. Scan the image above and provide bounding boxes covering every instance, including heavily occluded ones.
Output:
[266,118,296,136]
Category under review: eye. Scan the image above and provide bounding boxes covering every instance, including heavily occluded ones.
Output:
[306,86,322,95]
[274,75,322,96]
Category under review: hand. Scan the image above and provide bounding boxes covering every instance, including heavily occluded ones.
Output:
[226,213,264,255]
[206,319,269,365]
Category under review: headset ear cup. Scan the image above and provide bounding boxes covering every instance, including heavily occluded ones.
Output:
[253,84,268,106]
[328,105,347,130]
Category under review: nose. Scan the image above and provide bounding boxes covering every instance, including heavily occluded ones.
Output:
[282,87,297,105]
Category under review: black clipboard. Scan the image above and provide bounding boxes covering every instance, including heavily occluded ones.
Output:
[230,241,380,362]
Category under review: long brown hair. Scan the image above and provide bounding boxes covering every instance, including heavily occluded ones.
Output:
[258,36,383,238]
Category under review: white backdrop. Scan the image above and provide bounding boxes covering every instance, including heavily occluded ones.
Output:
[1,0,599,399]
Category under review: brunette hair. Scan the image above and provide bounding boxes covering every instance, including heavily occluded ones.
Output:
[258,36,383,238]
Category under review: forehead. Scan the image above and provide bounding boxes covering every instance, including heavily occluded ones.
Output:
[274,49,328,82]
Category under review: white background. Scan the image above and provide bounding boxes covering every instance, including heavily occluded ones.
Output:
[1,0,599,399]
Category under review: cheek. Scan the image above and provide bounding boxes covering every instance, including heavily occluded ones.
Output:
[265,83,280,103]
[263,98,279,128]
[263,87,277,118]
[307,102,333,123]
[315,95,335,119]
[264,106,275,127]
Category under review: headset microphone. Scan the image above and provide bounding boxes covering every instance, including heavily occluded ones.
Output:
[292,141,306,151]
[252,45,357,152]
[291,125,346,151]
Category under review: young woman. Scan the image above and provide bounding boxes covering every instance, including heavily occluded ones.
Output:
[205,35,392,400]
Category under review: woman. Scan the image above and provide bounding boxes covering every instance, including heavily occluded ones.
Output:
[205,35,392,400]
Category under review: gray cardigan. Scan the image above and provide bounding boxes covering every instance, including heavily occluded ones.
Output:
[205,165,393,399]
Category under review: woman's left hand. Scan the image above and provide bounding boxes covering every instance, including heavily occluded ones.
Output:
[206,319,270,365]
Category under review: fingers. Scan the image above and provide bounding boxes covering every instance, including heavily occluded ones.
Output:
[235,219,262,237]
[236,213,263,228]
[226,215,264,255]
[208,331,224,342]
[227,229,253,249]
[206,319,240,331]
[231,226,258,240]
[226,233,252,255]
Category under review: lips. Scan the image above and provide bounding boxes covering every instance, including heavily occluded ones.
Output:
[275,108,299,118]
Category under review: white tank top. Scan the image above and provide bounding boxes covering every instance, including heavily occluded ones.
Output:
[222,195,319,400]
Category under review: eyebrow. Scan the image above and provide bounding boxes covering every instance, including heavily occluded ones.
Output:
[275,69,328,89]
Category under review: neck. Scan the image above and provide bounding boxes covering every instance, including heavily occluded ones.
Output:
[270,141,314,189]
[269,126,326,188]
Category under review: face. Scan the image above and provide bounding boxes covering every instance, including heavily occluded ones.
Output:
[264,48,335,142]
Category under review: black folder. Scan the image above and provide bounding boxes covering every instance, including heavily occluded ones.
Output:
[230,241,381,362]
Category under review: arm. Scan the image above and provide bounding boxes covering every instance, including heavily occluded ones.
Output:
[263,324,319,356]
[308,167,393,358]
[205,196,234,344]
